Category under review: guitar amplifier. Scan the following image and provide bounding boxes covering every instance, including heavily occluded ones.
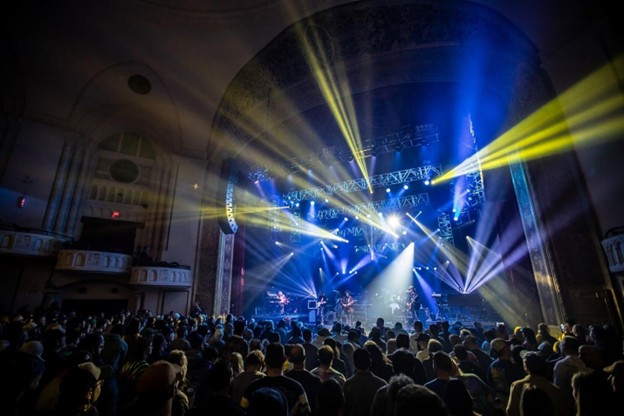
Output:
[308,300,317,310]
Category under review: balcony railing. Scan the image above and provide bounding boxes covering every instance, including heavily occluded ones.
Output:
[0,228,71,257]
[56,249,132,274]
[130,265,192,287]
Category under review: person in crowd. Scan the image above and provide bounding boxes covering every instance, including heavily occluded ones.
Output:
[487,338,525,405]
[571,369,620,415]
[186,360,244,416]
[231,349,265,406]
[394,383,448,416]
[364,340,394,382]
[588,324,622,366]
[51,364,102,416]
[100,323,128,416]
[323,337,349,378]
[422,338,445,381]
[409,320,424,353]
[169,326,191,352]
[454,344,486,381]
[35,349,94,415]
[310,345,347,386]
[553,336,587,399]
[443,379,478,416]
[0,339,47,416]
[117,335,152,410]
[604,360,624,409]
[247,387,289,416]
[224,319,249,360]
[425,351,455,398]
[284,343,321,415]
[241,342,311,415]
[343,348,387,416]
[166,350,191,415]
[370,373,414,416]
[302,328,320,371]
[462,335,493,376]
[316,378,344,416]
[519,385,556,416]
[506,351,574,416]
[120,360,182,416]
[536,323,558,347]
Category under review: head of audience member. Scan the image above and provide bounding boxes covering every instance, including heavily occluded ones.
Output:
[453,344,470,362]
[427,338,444,358]
[522,351,549,378]
[536,342,554,360]
[324,337,341,359]
[55,365,102,414]
[560,336,580,357]
[417,333,431,351]
[520,384,555,416]
[347,329,360,345]
[395,383,448,416]
[288,344,306,368]
[318,345,334,367]
[578,344,604,370]
[302,328,313,343]
[265,343,287,372]
[166,349,188,381]
[432,351,453,379]
[390,348,415,377]
[136,360,182,411]
[490,338,512,359]
[572,324,587,343]
[413,320,424,333]
[396,333,410,350]
[443,379,473,416]
[244,349,265,372]
[353,347,372,372]
[317,378,344,416]
[247,387,289,416]
[604,360,624,398]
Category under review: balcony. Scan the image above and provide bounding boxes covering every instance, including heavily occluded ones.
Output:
[130,264,192,287]
[56,249,132,274]
[0,226,71,257]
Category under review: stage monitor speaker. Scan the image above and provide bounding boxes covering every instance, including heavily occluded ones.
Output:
[308,310,316,324]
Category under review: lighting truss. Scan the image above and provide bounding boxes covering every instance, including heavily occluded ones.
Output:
[437,210,455,247]
[269,196,280,231]
[316,193,430,220]
[247,124,439,179]
[284,165,442,203]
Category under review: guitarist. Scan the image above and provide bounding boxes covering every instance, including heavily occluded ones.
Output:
[316,291,328,324]
[406,286,421,324]
[340,290,355,326]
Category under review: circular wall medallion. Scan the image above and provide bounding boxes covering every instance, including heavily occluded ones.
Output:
[109,159,140,183]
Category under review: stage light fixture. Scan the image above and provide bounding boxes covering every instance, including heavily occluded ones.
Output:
[403,184,409,190]
[386,188,391,193]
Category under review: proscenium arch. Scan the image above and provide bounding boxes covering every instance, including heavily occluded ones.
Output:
[199,0,564,321]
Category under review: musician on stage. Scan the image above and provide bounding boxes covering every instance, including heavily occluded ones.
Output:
[277,290,289,314]
[316,291,328,324]
[340,290,355,326]
[406,285,421,323]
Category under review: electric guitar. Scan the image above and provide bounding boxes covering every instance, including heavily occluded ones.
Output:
[341,298,356,313]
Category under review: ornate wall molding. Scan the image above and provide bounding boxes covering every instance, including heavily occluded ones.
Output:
[56,249,132,273]
[130,266,192,287]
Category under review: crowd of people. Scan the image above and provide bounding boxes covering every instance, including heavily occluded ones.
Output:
[1,303,623,416]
